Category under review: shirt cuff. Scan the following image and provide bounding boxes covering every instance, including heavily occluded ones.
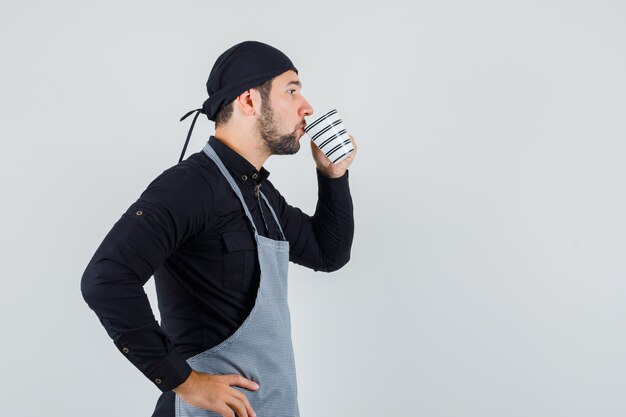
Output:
[108,319,193,392]
[144,350,193,392]
[316,169,351,202]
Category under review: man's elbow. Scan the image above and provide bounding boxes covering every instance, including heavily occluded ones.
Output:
[80,263,105,309]
[319,253,351,273]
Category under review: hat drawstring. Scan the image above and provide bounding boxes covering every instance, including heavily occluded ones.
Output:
[179,108,204,163]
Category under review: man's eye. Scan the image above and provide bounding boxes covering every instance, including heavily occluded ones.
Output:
[288,90,296,95]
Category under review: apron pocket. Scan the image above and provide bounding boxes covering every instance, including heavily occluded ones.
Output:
[221,231,256,289]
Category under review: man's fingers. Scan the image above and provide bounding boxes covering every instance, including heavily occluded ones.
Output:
[342,135,357,162]
[226,394,250,417]
[223,376,256,417]
[349,135,358,153]
[223,374,259,391]
[310,140,327,162]
[231,388,256,417]
[214,375,257,417]
[215,405,236,417]
[310,140,332,172]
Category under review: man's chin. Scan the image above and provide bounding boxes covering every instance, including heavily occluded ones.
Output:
[282,133,302,155]
[263,131,302,155]
[280,141,301,156]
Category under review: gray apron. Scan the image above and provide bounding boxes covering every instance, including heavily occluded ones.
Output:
[175,143,299,417]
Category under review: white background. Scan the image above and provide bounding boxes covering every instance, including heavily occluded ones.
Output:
[1,1,625,416]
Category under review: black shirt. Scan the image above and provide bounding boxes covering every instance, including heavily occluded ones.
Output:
[81,136,354,395]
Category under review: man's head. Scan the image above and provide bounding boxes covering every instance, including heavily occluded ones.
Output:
[216,69,313,155]
[206,41,313,156]
[178,41,313,164]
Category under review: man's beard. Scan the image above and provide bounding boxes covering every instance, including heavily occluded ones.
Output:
[258,101,303,155]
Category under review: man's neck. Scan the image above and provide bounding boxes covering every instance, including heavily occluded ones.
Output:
[214,127,270,171]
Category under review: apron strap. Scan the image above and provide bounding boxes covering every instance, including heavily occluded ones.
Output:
[259,191,286,241]
[203,144,259,237]
[203,142,287,241]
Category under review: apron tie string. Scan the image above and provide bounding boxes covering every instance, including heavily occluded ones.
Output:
[179,108,205,163]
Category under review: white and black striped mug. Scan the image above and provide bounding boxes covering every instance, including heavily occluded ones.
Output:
[304,109,355,164]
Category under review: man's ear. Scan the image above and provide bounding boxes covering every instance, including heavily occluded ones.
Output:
[234,89,260,116]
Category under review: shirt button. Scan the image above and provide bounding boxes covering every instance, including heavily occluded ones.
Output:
[252,173,258,179]
[155,378,162,384]
[241,175,248,181]
[136,210,143,216]
[122,347,129,354]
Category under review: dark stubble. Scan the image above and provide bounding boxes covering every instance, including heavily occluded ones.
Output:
[258,99,303,155]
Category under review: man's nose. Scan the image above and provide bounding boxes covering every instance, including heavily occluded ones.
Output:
[301,97,314,117]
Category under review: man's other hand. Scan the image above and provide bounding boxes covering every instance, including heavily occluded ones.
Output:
[310,134,358,179]
[172,370,259,417]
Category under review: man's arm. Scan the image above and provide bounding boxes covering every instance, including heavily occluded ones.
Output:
[278,135,358,272]
[80,171,207,392]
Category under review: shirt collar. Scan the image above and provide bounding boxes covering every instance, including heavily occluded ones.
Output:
[208,136,270,185]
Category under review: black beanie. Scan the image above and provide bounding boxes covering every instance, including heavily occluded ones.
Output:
[178,41,298,162]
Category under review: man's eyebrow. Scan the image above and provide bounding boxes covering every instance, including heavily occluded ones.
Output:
[286,80,302,87]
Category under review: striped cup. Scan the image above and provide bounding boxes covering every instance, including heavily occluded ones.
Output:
[304,109,354,164]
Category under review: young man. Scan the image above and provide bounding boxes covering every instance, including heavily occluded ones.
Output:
[81,41,356,417]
